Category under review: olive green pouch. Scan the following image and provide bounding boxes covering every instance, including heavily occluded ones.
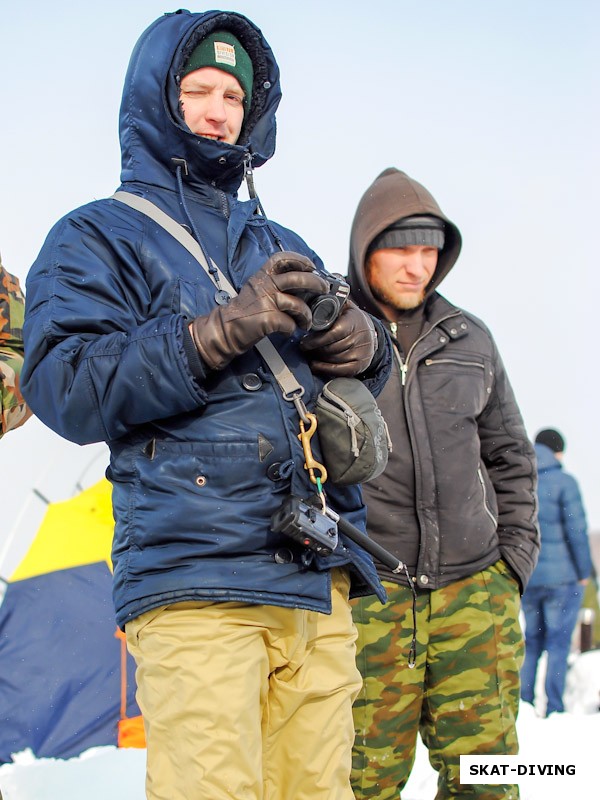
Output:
[315,377,391,486]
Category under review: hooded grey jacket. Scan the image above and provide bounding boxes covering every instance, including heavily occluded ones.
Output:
[348,168,539,592]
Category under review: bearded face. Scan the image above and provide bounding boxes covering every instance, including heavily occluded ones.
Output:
[365,246,439,316]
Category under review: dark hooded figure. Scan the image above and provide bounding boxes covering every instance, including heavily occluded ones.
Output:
[21,11,392,799]
[347,168,539,800]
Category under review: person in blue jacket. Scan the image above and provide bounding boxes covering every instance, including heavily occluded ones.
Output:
[521,428,593,716]
[21,10,391,799]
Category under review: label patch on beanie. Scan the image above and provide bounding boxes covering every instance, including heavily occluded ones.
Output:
[213,41,236,67]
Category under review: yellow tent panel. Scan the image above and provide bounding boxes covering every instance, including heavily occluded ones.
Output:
[11,478,114,581]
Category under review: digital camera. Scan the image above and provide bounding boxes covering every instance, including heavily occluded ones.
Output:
[270,496,339,556]
[299,274,350,331]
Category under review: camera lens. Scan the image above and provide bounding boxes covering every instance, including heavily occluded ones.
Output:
[310,295,341,331]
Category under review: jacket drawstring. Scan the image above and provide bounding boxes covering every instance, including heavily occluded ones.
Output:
[174,155,284,266]
[175,163,232,301]
[243,152,284,252]
[175,164,214,269]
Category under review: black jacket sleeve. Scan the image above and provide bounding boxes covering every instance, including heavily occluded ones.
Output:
[478,340,539,592]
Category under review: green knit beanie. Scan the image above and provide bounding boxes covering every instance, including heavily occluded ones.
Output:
[181,30,253,110]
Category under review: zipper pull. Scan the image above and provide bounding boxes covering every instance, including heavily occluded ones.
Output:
[346,413,360,457]
[400,361,408,386]
[243,151,256,199]
[382,419,393,453]
[390,322,407,384]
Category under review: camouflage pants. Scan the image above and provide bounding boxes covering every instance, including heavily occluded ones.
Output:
[351,560,524,800]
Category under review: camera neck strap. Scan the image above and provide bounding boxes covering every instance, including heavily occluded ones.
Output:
[112,191,328,491]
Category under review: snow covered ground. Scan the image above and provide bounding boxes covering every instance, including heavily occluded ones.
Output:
[1,650,599,800]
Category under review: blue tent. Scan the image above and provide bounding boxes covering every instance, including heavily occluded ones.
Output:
[0,481,142,763]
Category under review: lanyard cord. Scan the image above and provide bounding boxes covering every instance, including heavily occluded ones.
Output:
[406,570,417,668]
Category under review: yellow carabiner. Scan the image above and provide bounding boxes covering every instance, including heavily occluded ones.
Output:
[298,413,328,486]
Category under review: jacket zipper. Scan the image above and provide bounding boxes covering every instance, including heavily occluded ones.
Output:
[216,187,230,219]
[477,466,498,526]
[390,308,464,586]
[390,323,408,385]
[390,311,462,386]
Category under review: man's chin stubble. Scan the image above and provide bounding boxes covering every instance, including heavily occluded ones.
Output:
[374,288,425,312]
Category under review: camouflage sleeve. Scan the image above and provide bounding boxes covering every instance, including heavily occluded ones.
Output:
[0,260,32,437]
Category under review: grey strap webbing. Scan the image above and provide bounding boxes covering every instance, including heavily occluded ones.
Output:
[111,191,306,402]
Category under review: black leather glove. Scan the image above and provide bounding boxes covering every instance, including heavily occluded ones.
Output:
[189,251,329,370]
[299,299,377,376]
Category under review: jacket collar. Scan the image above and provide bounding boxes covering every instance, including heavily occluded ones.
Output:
[424,293,469,341]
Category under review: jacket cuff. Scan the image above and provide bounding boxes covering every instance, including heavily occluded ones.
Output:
[359,316,391,378]
[182,324,209,382]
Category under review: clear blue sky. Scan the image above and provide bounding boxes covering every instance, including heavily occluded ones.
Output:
[1,0,599,572]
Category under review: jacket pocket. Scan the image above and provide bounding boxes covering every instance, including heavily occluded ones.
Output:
[173,277,220,318]
[420,355,490,417]
[124,437,280,553]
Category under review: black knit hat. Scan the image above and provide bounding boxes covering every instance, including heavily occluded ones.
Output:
[535,428,565,453]
[367,215,445,256]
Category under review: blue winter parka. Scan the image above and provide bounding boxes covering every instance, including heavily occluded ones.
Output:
[22,10,390,629]
[527,443,592,588]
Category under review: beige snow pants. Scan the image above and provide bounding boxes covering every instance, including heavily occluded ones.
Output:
[126,568,361,799]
